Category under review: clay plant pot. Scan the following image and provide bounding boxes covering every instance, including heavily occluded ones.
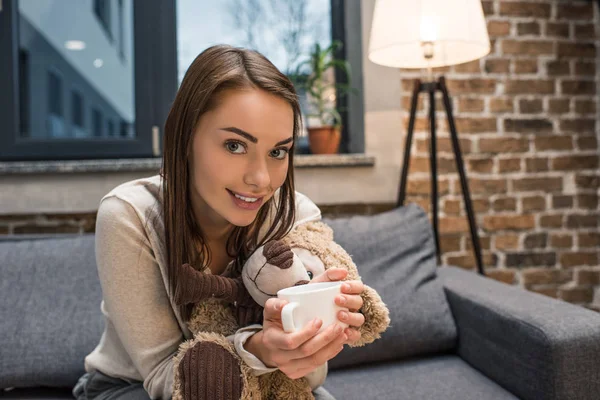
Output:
[307,126,341,154]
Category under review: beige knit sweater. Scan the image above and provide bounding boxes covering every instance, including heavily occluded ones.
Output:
[83,175,327,399]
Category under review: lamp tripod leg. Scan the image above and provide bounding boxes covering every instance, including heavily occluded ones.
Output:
[428,87,441,265]
[439,77,485,276]
[397,79,421,208]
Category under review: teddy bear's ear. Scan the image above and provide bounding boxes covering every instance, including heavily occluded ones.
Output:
[304,221,334,241]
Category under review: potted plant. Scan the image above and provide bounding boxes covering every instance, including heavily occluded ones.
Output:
[293,40,355,154]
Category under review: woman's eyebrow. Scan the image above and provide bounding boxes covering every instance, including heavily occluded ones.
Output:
[220,127,293,146]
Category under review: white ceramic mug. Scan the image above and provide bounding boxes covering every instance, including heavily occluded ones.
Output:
[277,281,349,334]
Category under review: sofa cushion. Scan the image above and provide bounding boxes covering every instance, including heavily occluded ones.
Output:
[0,235,103,389]
[324,355,519,400]
[323,204,457,369]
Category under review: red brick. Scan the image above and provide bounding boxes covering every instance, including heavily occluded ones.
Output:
[440,235,462,252]
[520,99,543,113]
[575,174,600,190]
[455,118,497,134]
[504,119,553,133]
[550,234,573,248]
[468,158,494,174]
[578,136,598,150]
[446,79,496,94]
[560,118,595,133]
[512,177,563,193]
[574,99,596,114]
[485,59,511,74]
[498,158,522,173]
[574,24,595,39]
[505,80,555,94]
[506,252,556,267]
[556,3,594,20]
[440,216,470,234]
[517,22,540,36]
[443,199,461,215]
[481,1,494,16]
[540,214,564,228]
[447,253,497,269]
[547,61,570,76]
[561,81,596,95]
[524,233,548,249]
[466,236,492,251]
[574,61,596,76]
[548,99,570,114]
[522,196,546,212]
[493,197,518,212]
[575,268,600,286]
[579,233,600,248]
[567,214,599,228]
[458,98,484,112]
[495,234,520,250]
[483,215,535,231]
[561,252,599,268]
[13,224,81,234]
[578,194,599,209]
[468,178,508,195]
[552,155,599,171]
[514,60,538,74]
[528,286,559,299]
[546,22,570,38]
[499,2,551,18]
[408,179,450,195]
[552,195,574,209]
[490,98,514,113]
[480,138,529,154]
[535,136,573,151]
[454,60,481,73]
[521,268,572,285]
[503,40,554,55]
[487,21,511,37]
[486,269,516,284]
[559,284,594,304]
[526,157,549,172]
[557,43,596,59]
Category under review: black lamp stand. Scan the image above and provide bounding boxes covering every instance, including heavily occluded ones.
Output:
[397,76,485,276]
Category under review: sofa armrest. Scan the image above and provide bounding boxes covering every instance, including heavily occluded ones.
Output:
[438,266,600,400]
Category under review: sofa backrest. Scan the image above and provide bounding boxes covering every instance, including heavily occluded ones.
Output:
[0,234,103,389]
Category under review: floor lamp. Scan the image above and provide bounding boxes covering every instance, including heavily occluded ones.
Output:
[368,0,491,275]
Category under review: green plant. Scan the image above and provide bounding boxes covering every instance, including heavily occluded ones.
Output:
[293,40,357,129]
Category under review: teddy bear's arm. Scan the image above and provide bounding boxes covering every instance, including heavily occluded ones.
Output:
[174,263,254,307]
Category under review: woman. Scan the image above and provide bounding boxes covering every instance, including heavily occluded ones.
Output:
[72,45,365,400]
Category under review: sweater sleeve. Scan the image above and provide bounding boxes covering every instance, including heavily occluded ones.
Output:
[95,196,183,400]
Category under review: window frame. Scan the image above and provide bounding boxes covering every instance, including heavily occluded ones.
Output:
[0,0,177,161]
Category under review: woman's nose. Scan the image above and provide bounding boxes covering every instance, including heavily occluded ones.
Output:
[244,157,271,189]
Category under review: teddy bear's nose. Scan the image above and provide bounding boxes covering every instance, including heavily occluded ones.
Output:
[263,240,294,269]
[294,280,309,286]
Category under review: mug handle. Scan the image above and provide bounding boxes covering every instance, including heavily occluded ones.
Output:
[281,302,299,333]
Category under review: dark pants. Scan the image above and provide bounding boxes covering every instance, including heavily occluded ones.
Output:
[72,370,336,400]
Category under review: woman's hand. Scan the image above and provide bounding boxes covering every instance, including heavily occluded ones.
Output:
[245,298,347,379]
[310,268,365,345]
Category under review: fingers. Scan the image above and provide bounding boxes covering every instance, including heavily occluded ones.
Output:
[335,293,364,312]
[338,309,365,328]
[310,268,348,283]
[263,316,324,351]
[340,280,365,295]
[288,323,346,361]
[263,298,287,322]
[343,327,362,345]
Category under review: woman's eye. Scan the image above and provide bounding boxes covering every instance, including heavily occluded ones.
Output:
[271,148,289,160]
[225,141,245,154]
[307,271,314,280]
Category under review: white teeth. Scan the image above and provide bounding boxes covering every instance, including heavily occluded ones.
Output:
[233,193,259,203]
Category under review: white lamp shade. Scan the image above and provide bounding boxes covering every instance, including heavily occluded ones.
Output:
[368,0,491,69]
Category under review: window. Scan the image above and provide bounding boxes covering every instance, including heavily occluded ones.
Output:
[92,108,103,137]
[176,0,365,154]
[47,69,65,138]
[72,90,84,128]
[1,0,176,161]
[94,0,113,41]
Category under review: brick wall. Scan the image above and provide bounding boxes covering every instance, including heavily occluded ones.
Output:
[398,0,600,310]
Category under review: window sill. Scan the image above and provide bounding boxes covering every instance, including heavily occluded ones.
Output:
[0,154,375,175]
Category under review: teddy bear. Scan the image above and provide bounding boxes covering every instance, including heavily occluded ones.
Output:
[171,220,391,400]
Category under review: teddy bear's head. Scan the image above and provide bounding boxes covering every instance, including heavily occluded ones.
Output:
[242,240,325,306]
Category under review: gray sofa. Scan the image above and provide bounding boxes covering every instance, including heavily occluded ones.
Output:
[2,204,600,400]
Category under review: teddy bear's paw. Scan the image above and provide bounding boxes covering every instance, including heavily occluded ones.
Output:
[178,341,244,400]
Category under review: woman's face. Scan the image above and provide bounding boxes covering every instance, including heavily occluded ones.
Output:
[189,88,294,233]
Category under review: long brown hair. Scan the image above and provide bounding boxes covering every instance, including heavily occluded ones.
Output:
[161,45,301,321]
